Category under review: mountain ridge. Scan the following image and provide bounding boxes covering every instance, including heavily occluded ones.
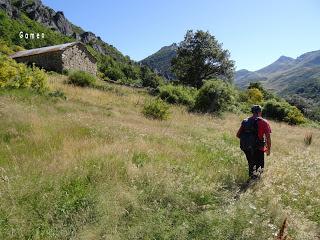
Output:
[140,43,178,80]
[235,50,320,89]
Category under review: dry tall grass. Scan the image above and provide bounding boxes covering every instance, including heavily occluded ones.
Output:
[304,133,313,146]
[0,75,319,239]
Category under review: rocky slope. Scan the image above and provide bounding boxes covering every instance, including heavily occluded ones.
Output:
[0,0,123,59]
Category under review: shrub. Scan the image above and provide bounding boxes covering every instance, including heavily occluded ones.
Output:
[118,77,142,87]
[141,74,164,89]
[263,100,306,125]
[0,54,47,92]
[193,79,236,113]
[140,66,164,89]
[246,88,263,104]
[48,90,67,100]
[158,84,197,106]
[103,67,125,81]
[307,107,320,122]
[0,40,13,55]
[142,98,170,120]
[68,71,96,87]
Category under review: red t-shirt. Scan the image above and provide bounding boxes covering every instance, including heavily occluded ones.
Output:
[257,117,272,152]
[239,117,272,152]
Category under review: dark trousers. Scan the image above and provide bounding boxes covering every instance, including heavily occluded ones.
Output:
[244,150,264,178]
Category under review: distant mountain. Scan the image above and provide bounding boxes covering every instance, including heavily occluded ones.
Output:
[256,56,295,75]
[235,69,266,88]
[140,43,178,80]
[235,50,320,104]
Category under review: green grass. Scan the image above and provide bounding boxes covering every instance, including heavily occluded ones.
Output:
[0,75,319,239]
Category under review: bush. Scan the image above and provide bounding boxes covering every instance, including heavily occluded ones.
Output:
[48,90,67,100]
[0,40,13,55]
[68,71,97,87]
[142,98,171,120]
[193,79,236,113]
[0,54,47,92]
[307,107,320,122]
[103,67,125,81]
[118,77,142,87]
[141,74,164,89]
[158,84,197,106]
[246,88,263,104]
[263,100,306,125]
[140,66,164,89]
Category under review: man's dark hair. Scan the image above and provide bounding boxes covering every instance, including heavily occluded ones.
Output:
[251,105,262,114]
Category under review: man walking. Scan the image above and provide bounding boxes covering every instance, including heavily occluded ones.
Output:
[236,105,272,179]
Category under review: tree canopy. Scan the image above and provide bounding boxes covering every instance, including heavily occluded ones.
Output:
[171,30,235,88]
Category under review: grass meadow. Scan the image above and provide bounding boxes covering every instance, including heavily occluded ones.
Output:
[0,75,319,239]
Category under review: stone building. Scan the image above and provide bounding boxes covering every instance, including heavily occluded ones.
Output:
[10,42,97,75]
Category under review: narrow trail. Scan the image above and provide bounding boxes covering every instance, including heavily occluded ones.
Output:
[233,177,260,200]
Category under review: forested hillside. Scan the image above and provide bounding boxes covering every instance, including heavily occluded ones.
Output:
[140,43,178,80]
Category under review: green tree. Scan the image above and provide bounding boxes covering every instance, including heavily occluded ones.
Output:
[247,88,263,104]
[171,30,235,88]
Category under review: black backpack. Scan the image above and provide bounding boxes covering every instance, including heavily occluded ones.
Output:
[240,117,264,153]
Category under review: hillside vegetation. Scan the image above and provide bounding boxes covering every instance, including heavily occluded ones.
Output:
[0,75,319,239]
[140,43,178,80]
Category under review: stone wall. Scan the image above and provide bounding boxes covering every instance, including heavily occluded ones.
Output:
[13,43,97,75]
[14,51,63,72]
[62,44,97,75]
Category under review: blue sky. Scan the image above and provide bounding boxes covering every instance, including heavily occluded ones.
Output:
[43,0,319,71]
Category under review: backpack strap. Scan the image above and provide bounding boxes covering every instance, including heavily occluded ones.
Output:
[254,117,266,148]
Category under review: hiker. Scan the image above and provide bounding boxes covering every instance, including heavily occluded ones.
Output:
[236,105,272,179]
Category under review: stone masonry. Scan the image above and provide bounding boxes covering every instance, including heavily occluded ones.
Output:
[10,42,97,75]
[62,44,97,75]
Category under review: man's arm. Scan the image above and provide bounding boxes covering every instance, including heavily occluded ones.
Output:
[236,125,243,139]
[266,132,271,156]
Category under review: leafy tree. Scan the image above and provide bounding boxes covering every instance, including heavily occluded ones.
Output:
[171,30,235,88]
[122,64,140,80]
[247,88,263,104]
